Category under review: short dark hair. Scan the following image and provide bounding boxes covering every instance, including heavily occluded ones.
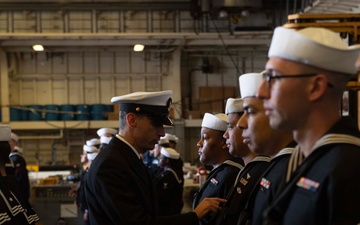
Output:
[119,111,127,130]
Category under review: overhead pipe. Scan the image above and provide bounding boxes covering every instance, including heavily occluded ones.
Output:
[0,2,191,11]
[17,129,64,140]
[11,73,166,80]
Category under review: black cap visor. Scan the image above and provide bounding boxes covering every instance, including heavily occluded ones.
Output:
[120,103,173,126]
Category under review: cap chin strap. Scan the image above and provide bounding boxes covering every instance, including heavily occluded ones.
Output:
[120,102,170,117]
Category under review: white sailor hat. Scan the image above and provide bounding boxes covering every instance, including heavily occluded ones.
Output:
[269,27,360,75]
[96,128,117,137]
[10,132,19,142]
[171,135,179,143]
[111,90,173,126]
[100,136,112,145]
[86,138,101,147]
[0,126,11,142]
[83,144,99,153]
[159,136,170,145]
[160,147,180,159]
[87,152,98,161]
[14,146,23,153]
[225,98,244,115]
[164,133,179,143]
[201,113,228,132]
[83,145,99,160]
[239,73,262,98]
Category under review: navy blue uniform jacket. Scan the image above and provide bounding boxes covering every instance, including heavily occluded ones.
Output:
[216,156,271,225]
[154,168,184,216]
[251,147,294,225]
[0,175,39,224]
[84,136,198,225]
[9,152,30,201]
[192,157,244,225]
[264,117,360,225]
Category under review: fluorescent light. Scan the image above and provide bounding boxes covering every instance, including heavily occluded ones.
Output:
[32,44,44,51]
[133,44,144,52]
[218,10,228,18]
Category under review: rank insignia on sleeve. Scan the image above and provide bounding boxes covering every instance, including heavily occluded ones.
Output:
[296,177,319,192]
[260,177,271,189]
[240,178,248,186]
[210,178,219,185]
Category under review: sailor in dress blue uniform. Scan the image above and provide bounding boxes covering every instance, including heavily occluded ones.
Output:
[154,147,184,216]
[0,126,39,225]
[192,113,244,225]
[85,90,227,225]
[229,72,295,225]
[256,27,360,224]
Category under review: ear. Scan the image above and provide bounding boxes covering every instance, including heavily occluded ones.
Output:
[126,113,138,128]
[308,74,328,101]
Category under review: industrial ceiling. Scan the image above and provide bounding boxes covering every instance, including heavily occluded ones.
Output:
[0,0,358,51]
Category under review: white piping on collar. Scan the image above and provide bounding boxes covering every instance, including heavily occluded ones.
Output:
[166,168,183,184]
[286,133,360,182]
[116,134,141,159]
[273,147,294,160]
[223,159,244,170]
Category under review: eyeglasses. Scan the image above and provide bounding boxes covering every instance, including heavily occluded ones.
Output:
[262,71,334,88]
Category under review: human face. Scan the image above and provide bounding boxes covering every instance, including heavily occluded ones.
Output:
[237,97,280,155]
[80,150,88,164]
[134,114,165,154]
[8,139,16,151]
[257,57,312,131]
[158,154,168,168]
[223,113,248,157]
[153,144,161,157]
[197,127,226,166]
[169,142,176,149]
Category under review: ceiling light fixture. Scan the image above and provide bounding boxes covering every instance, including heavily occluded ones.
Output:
[32,44,44,51]
[133,44,144,52]
[218,10,228,18]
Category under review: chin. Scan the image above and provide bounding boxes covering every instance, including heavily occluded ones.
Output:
[269,118,282,130]
[229,149,239,157]
[248,146,258,154]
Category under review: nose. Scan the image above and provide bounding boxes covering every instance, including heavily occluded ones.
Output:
[257,79,270,100]
[237,113,247,130]
[158,126,165,137]
[356,55,360,71]
[223,129,229,139]
[197,139,202,149]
